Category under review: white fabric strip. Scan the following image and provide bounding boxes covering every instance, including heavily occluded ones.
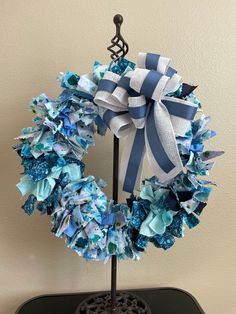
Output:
[77,74,97,96]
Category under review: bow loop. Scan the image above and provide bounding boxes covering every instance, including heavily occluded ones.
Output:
[130,68,169,102]
[94,52,198,193]
[95,71,125,112]
[137,52,170,74]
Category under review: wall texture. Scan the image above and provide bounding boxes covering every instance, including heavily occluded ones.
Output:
[0,1,235,313]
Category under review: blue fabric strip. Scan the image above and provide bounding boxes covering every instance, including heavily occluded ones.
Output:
[162,99,197,120]
[101,213,116,225]
[97,79,117,93]
[77,91,94,101]
[140,70,163,99]
[146,104,175,173]
[166,67,177,78]
[64,220,77,237]
[128,104,147,119]
[123,128,145,193]
[190,144,204,152]
[103,109,128,127]
[145,53,160,70]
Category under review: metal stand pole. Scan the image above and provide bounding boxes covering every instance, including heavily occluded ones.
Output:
[111,254,117,313]
[111,135,119,313]
[76,15,151,314]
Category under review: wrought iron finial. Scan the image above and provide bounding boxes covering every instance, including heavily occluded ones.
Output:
[107,14,129,61]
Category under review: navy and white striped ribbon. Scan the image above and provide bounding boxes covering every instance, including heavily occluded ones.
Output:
[94,52,198,193]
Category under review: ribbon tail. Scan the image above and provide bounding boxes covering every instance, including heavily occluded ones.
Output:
[119,127,146,193]
[145,102,183,183]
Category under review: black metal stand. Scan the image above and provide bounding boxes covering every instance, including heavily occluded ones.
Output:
[111,135,119,313]
[76,14,152,313]
[75,291,151,314]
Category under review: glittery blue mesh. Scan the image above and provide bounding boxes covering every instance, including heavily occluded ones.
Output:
[23,159,50,182]
[167,213,184,238]
[22,194,37,215]
[135,235,148,251]
[151,232,175,250]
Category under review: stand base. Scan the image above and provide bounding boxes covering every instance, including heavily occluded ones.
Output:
[75,292,151,314]
[16,288,205,314]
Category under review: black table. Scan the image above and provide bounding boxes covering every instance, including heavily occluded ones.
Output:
[16,288,205,314]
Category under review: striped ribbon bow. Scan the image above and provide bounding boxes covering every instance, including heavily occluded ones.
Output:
[94,53,198,193]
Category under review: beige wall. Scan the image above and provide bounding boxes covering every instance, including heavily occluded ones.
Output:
[0,1,235,313]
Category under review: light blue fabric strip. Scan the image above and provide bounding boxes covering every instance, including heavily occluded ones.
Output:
[123,128,145,193]
[128,104,147,119]
[145,53,160,70]
[64,220,77,237]
[162,99,197,120]
[146,104,175,173]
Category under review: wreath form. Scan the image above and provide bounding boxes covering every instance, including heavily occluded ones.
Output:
[15,53,223,261]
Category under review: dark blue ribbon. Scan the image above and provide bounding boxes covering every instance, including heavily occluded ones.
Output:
[123,128,145,193]
[140,70,163,98]
[166,67,177,78]
[128,105,147,119]
[97,79,117,93]
[162,99,197,120]
[145,53,160,70]
[103,110,128,127]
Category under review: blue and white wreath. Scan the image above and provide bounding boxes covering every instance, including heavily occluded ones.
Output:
[14,53,223,261]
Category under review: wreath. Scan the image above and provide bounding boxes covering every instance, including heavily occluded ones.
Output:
[14,53,223,261]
